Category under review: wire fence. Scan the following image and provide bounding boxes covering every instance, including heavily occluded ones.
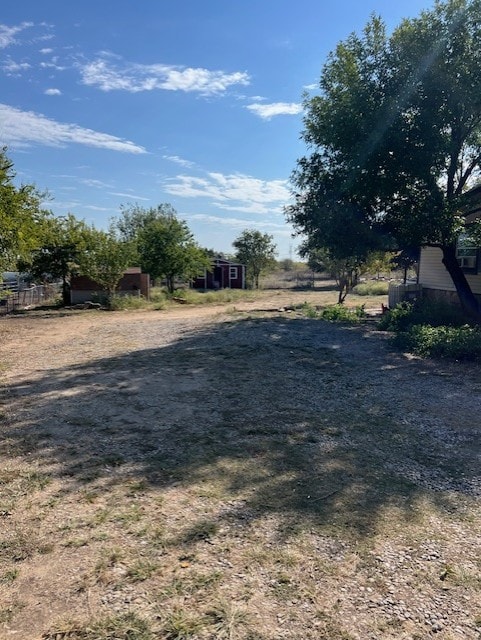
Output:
[0,283,62,315]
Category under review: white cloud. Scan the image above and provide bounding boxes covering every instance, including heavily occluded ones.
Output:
[164,172,290,214]
[44,88,62,96]
[109,191,150,201]
[246,102,303,120]
[189,213,289,230]
[0,104,147,154]
[0,22,33,49]
[84,205,116,212]
[303,83,317,91]
[40,58,67,71]
[80,56,250,96]
[81,179,114,189]
[40,47,53,54]
[2,58,31,75]
[162,154,195,168]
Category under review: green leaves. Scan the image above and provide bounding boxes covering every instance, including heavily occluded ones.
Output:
[232,229,277,289]
[117,205,209,293]
[289,1,481,316]
[0,148,48,271]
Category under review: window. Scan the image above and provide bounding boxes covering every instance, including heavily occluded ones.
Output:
[229,266,238,280]
[456,234,479,273]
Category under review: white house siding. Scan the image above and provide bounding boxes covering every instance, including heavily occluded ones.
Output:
[419,246,481,294]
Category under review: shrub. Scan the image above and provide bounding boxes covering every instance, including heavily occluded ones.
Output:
[300,303,366,322]
[352,281,389,296]
[394,324,481,360]
[378,299,469,332]
[321,304,366,322]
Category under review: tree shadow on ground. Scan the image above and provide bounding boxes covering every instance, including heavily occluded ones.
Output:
[2,316,480,541]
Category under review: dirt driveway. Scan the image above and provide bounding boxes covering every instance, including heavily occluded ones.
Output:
[1,290,480,639]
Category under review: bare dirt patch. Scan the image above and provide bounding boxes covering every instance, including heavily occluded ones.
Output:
[1,290,480,639]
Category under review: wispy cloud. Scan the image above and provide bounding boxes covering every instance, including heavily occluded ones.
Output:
[109,191,150,201]
[162,154,195,168]
[40,47,53,54]
[81,179,115,189]
[1,58,31,75]
[0,104,147,154]
[44,88,62,96]
[187,213,293,236]
[246,102,303,120]
[164,172,290,214]
[303,83,317,91]
[80,55,250,96]
[0,22,33,49]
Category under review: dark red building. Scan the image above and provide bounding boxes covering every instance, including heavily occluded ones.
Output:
[70,267,150,303]
[192,258,246,290]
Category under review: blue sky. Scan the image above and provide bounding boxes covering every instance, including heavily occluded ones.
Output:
[2,0,433,259]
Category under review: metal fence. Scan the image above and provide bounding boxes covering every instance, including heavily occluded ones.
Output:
[0,283,62,315]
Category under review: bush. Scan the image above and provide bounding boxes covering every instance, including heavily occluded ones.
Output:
[378,300,469,332]
[300,303,366,322]
[394,324,481,360]
[321,304,366,322]
[352,281,389,296]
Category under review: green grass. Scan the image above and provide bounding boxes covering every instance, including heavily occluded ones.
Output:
[171,288,258,305]
[352,281,389,296]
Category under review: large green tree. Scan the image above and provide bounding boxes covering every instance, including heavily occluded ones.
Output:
[133,208,209,293]
[79,227,134,304]
[233,229,277,289]
[20,214,94,304]
[0,148,47,272]
[287,0,481,319]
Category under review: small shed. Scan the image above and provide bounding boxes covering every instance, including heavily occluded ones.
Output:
[192,258,246,290]
[70,267,150,304]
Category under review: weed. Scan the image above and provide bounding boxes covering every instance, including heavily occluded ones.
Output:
[160,607,205,639]
[0,602,24,624]
[299,303,366,322]
[126,559,158,582]
[320,304,366,322]
[182,519,219,543]
[161,570,223,597]
[206,600,250,638]
[0,569,18,584]
[109,294,150,311]
[42,612,155,639]
[93,547,124,585]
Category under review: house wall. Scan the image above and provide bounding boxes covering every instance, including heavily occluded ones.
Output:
[419,246,481,304]
[70,271,149,304]
[192,261,245,289]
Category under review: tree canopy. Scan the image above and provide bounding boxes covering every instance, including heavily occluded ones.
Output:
[20,214,94,304]
[118,205,209,293]
[287,0,481,318]
[0,148,48,272]
[233,229,277,289]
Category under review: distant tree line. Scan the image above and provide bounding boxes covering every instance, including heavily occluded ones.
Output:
[1,149,278,306]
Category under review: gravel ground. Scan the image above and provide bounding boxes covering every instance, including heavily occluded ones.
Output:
[1,297,481,639]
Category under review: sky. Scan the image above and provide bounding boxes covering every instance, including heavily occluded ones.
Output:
[1,0,434,260]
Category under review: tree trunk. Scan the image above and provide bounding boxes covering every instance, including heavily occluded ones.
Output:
[441,244,481,321]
